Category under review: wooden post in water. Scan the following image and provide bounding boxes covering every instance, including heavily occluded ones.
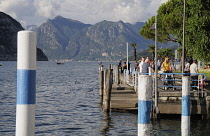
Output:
[109,64,111,69]
[138,75,152,136]
[99,65,104,97]
[103,68,113,112]
[113,65,116,83]
[181,76,190,136]
[116,65,120,84]
[104,69,107,98]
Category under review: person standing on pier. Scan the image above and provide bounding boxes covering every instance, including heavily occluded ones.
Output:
[119,60,123,74]
[190,60,199,90]
[134,61,139,71]
[184,60,192,76]
[157,60,161,70]
[142,59,154,73]
[161,57,172,73]
[128,61,131,74]
[139,57,145,73]
[122,62,127,73]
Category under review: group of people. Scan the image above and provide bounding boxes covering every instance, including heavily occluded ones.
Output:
[134,57,154,73]
[134,57,167,74]
[118,60,130,74]
[184,59,199,90]
[136,57,199,90]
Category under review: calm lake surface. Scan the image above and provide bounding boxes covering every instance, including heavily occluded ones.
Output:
[0,61,210,136]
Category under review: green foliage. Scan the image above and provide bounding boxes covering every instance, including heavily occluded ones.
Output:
[148,45,155,61]
[130,43,137,61]
[157,48,174,61]
[185,0,210,62]
[140,0,210,63]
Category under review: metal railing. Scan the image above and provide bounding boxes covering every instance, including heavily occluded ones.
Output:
[131,71,206,97]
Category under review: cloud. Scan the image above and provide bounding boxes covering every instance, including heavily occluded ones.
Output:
[0,0,36,26]
[34,0,61,18]
[0,0,169,27]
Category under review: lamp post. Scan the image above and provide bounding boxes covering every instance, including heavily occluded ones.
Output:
[154,15,159,116]
[126,42,129,83]
[182,0,186,74]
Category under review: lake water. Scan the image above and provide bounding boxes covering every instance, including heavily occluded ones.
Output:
[0,61,210,136]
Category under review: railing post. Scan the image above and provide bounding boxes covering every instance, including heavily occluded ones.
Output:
[135,73,138,92]
[126,69,129,84]
[124,69,126,84]
[138,75,152,136]
[16,31,36,136]
[201,75,204,97]
[149,67,152,76]
[182,76,191,136]
[132,71,135,86]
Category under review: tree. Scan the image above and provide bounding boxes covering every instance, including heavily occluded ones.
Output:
[157,49,165,62]
[157,48,173,61]
[148,45,155,61]
[140,0,210,63]
[130,43,137,61]
[184,0,210,62]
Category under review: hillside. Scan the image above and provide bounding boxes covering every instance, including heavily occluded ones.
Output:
[37,16,154,61]
[0,12,48,61]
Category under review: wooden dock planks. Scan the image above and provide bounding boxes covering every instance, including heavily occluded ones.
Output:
[111,83,138,112]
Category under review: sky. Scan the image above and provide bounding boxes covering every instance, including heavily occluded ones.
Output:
[0,0,169,27]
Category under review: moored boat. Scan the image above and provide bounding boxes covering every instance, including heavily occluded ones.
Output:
[56,62,64,65]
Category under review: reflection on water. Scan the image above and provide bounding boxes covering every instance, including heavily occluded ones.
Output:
[101,112,112,136]
[0,61,210,135]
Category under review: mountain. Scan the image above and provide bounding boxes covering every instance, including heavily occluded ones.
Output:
[37,16,91,60]
[37,16,154,61]
[0,12,48,61]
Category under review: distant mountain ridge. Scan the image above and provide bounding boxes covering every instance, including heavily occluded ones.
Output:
[37,16,154,61]
[0,12,48,61]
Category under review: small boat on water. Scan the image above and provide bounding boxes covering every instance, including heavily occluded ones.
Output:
[0,63,2,66]
[56,62,64,65]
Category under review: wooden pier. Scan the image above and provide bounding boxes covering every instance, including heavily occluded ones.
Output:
[99,65,210,119]
[111,83,137,113]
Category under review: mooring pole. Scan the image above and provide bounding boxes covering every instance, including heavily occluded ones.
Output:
[181,76,190,136]
[138,75,152,136]
[16,31,37,136]
[116,65,120,84]
[104,69,107,96]
[99,65,104,97]
[103,69,113,112]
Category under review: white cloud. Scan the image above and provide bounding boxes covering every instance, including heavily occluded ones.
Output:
[0,0,169,27]
[34,0,61,18]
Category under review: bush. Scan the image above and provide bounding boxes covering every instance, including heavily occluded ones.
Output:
[198,68,210,78]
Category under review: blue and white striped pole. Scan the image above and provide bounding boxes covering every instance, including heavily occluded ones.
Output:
[181,76,190,136]
[16,31,37,136]
[138,75,152,136]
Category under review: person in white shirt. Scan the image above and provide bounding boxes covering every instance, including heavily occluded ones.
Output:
[184,60,192,76]
[139,57,145,73]
[190,60,199,90]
